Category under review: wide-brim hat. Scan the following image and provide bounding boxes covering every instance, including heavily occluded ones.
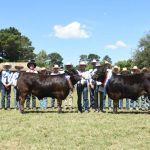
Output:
[79,61,86,66]
[3,62,12,69]
[40,67,47,71]
[142,67,149,72]
[65,62,73,66]
[122,67,128,72]
[53,64,60,69]
[91,59,97,64]
[132,66,138,70]
[95,62,101,67]
[27,60,36,68]
[104,61,111,65]
[15,65,24,70]
[113,65,120,71]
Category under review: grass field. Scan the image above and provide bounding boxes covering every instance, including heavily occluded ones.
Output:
[0,90,150,150]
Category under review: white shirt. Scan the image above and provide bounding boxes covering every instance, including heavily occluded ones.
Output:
[1,70,13,85]
[26,69,38,74]
[12,71,20,86]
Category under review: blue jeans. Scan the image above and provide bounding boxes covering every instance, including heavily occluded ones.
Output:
[1,84,11,109]
[26,94,36,109]
[119,99,123,109]
[40,97,47,109]
[89,87,95,108]
[14,87,19,109]
[77,84,89,112]
[126,98,129,109]
[51,98,55,107]
[130,99,140,108]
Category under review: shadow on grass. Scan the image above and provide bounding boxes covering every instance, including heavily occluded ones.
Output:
[23,110,79,114]
[107,111,150,115]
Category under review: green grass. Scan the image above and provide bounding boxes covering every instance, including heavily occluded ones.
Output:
[0,90,150,150]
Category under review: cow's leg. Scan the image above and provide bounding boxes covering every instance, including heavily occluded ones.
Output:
[19,95,26,114]
[57,99,62,113]
[113,99,119,113]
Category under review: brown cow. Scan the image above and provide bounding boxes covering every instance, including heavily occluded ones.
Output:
[17,69,81,113]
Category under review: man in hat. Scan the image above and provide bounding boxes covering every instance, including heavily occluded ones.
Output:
[130,66,140,111]
[1,63,13,110]
[12,65,24,110]
[89,59,97,109]
[26,60,38,110]
[94,62,105,112]
[103,61,112,111]
[77,61,90,113]
[141,67,149,111]
[64,62,74,111]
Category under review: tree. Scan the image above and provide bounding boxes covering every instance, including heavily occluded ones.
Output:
[102,55,112,64]
[115,59,133,69]
[35,50,48,67]
[79,54,88,62]
[88,54,100,63]
[47,52,63,68]
[133,31,150,68]
[0,27,35,62]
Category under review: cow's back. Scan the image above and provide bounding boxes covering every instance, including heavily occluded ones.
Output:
[106,73,149,100]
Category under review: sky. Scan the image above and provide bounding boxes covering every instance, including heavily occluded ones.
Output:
[0,0,150,65]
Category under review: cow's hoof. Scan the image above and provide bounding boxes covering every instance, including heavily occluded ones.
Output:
[58,109,62,113]
[20,110,25,114]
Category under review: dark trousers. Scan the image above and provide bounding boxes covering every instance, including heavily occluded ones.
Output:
[77,84,89,112]
[1,84,11,109]
[94,85,104,111]
[89,87,95,108]
[26,94,36,109]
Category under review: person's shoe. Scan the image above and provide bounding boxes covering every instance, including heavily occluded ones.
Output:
[94,109,99,113]
[85,110,89,113]
[108,107,112,111]
[78,110,82,113]
[32,107,36,111]
[136,107,139,111]
[130,108,133,111]
[141,108,145,111]
[26,108,30,110]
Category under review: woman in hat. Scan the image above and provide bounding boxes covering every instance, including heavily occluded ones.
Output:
[1,63,13,110]
[26,60,38,110]
[12,65,24,110]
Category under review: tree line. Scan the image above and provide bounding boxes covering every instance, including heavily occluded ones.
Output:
[0,27,150,69]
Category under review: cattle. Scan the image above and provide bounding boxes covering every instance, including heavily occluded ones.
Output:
[92,65,150,113]
[17,69,81,113]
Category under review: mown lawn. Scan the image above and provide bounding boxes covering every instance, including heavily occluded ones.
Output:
[0,91,150,150]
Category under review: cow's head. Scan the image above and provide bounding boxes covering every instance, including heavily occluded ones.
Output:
[92,64,109,84]
[65,68,81,85]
